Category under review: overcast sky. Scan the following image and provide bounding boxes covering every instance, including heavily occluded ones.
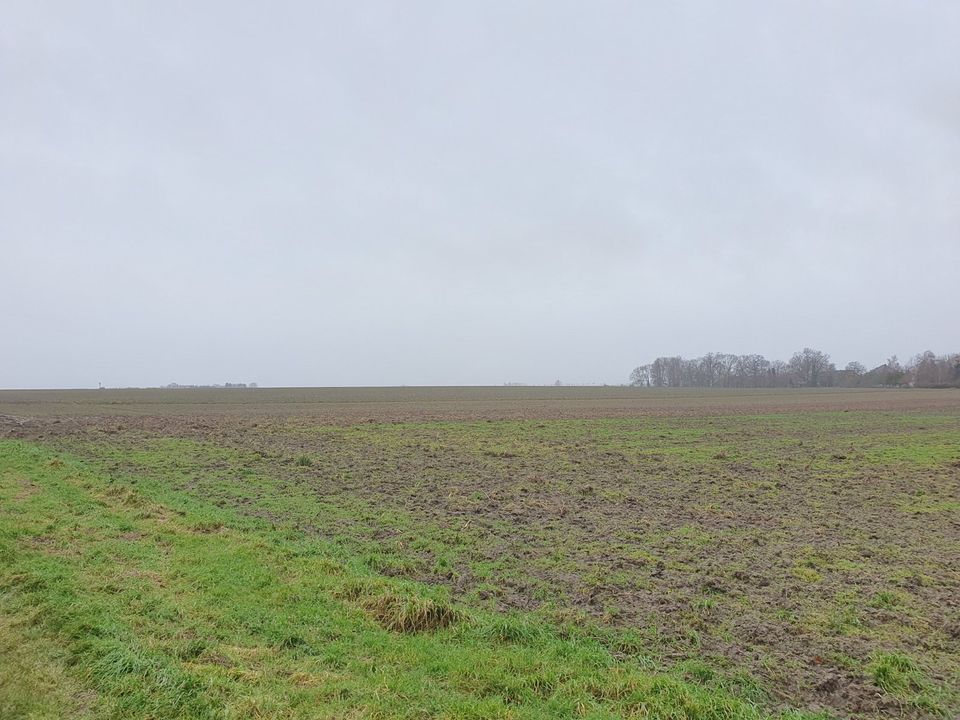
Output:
[2,2,958,388]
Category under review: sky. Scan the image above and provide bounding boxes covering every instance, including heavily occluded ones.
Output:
[2,1,958,388]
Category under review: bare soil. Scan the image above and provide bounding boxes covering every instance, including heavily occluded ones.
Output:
[3,387,958,718]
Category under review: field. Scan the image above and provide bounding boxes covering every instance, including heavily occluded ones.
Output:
[1,387,958,719]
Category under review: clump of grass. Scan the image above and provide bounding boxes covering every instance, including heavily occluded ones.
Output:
[294,454,313,467]
[172,638,208,661]
[482,615,544,644]
[190,520,223,534]
[867,653,950,716]
[869,651,926,695]
[333,578,379,601]
[334,580,459,633]
[868,590,901,610]
[827,604,862,635]
[103,485,147,508]
[791,566,821,583]
[677,658,716,684]
[360,591,459,633]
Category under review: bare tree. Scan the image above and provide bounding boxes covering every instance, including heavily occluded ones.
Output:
[734,354,769,387]
[884,356,905,387]
[845,361,866,376]
[629,365,651,387]
[629,348,958,389]
[841,361,866,387]
[906,351,960,387]
[649,358,667,387]
[789,348,833,387]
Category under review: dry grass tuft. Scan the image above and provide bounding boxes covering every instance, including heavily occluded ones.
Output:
[360,592,459,633]
[334,580,458,632]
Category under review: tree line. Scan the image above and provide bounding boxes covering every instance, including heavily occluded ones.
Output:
[629,348,960,388]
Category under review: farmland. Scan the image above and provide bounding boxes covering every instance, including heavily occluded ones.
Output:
[1,387,958,719]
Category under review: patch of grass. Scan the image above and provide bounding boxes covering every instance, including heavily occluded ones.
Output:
[791,566,822,583]
[359,591,459,633]
[1,440,824,720]
[901,497,960,514]
[826,604,863,636]
[481,614,546,644]
[9,403,960,719]
[868,651,950,715]
[335,578,459,633]
[870,651,926,695]
[0,607,104,720]
[868,590,902,610]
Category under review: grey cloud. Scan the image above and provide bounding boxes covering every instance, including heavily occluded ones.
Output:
[2,1,958,387]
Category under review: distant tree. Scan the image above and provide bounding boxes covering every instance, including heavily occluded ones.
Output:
[789,348,833,387]
[663,356,685,387]
[884,356,905,387]
[629,348,957,389]
[734,354,770,388]
[845,361,866,376]
[905,350,960,387]
[768,360,790,387]
[697,353,721,387]
[649,358,667,387]
[837,361,866,387]
[910,351,938,386]
[629,365,651,387]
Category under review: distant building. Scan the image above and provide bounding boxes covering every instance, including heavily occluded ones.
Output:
[163,382,256,389]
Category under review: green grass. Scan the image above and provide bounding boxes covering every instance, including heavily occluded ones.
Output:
[0,606,104,719]
[0,439,825,720]
[868,652,949,715]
